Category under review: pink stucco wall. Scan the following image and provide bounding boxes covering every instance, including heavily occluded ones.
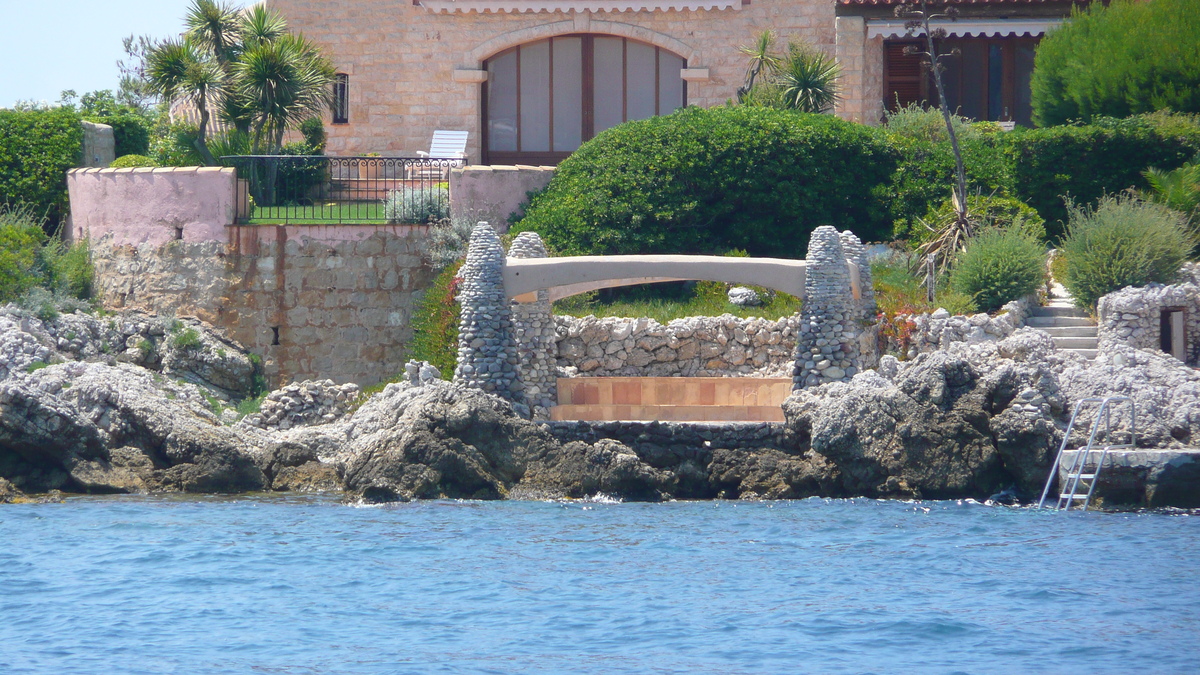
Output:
[449,165,555,233]
[67,167,237,246]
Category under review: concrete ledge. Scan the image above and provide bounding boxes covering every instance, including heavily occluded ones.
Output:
[1059,449,1200,508]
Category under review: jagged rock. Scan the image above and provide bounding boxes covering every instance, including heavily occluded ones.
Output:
[160,322,257,399]
[707,447,838,499]
[0,477,26,503]
[727,286,762,307]
[340,381,556,502]
[240,379,360,430]
[517,438,675,501]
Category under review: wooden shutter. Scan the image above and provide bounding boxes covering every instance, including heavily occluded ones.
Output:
[883,41,926,111]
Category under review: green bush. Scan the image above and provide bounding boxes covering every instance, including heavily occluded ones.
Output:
[0,107,83,226]
[884,104,1012,236]
[0,204,49,302]
[407,260,462,378]
[915,193,1047,244]
[151,119,204,167]
[1004,114,1200,235]
[41,236,94,300]
[949,228,1046,313]
[518,105,897,257]
[1059,194,1196,309]
[385,186,450,224]
[93,112,152,157]
[110,154,159,168]
[1031,0,1200,127]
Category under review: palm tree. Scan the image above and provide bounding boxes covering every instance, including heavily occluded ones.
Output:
[145,37,224,165]
[778,42,841,113]
[236,32,335,154]
[185,0,242,69]
[737,31,781,102]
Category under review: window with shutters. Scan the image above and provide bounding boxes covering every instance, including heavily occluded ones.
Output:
[483,35,687,165]
[883,36,1040,127]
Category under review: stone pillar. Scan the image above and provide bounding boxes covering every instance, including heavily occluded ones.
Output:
[834,16,869,125]
[453,223,518,399]
[794,226,862,389]
[839,230,876,322]
[508,232,558,415]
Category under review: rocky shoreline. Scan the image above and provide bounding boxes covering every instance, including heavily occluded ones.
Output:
[2,306,1198,508]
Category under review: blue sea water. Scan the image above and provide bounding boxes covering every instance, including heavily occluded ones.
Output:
[1,496,1197,675]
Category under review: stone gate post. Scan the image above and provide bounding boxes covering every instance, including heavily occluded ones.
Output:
[794,226,863,389]
[508,232,558,415]
[453,223,519,399]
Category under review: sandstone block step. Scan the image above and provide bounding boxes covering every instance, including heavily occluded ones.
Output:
[1040,326,1099,338]
[1064,349,1097,360]
[550,404,786,423]
[1025,316,1095,328]
[557,377,792,408]
[1030,305,1091,318]
[1053,337,1099,349]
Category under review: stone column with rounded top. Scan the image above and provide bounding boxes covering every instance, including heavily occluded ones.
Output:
[454,223,519,400]
[840,230,876,322]
[794,226,863,389]
[508,231,557,415]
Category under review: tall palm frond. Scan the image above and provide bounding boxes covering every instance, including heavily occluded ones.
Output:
[236,33,335,153]
[737,31,781,101]
[1143,162,1200,217]
[146,37,225,164]
[240,4,288,48]
[185,0,243,67]
[778,43,841,113]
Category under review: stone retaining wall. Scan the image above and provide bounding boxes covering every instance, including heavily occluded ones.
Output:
[896,295,1036,358]
[554,314,798,378]
[449,165,555,233]
[90,225,434,388]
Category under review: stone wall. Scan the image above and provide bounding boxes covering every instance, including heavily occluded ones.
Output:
[554,314,798,378]
[450,165,555,233]
[80,121,115,168]
[1097,279,1200,366]
[894,295,1037,359]
[265,0,843,160]
[90,226,434,388]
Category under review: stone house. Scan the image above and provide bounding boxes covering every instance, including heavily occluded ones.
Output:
[265,0,1089,162]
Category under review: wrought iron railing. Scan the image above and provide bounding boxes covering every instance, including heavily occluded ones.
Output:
[221,155,460,225]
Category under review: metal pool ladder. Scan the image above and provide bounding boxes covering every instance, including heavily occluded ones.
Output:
[1037,397,1137,511]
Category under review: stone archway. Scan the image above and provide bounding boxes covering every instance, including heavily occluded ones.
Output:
[453,224,877,417]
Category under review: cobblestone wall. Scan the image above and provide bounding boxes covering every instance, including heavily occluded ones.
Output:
[1097,279,1200,366]
[91,226,434,388]
[554,314,797,378]
[793,226,865,389]
[508,232,558,411]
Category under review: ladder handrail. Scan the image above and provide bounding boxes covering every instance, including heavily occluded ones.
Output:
[1037,396,1137,510]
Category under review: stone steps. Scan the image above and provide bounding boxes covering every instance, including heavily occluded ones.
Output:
[1025,316,1094,328]
[1028,293,1098,359]
[1052,336,1099,350]
[1040,326,1099,338]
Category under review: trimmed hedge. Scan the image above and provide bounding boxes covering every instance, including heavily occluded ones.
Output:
[1004,114,1200,236]
[110,154,159,168]
[518,106,897,257]
[1031,0,1200,127]
[0,107,82,226]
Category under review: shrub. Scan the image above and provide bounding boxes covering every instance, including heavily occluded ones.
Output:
[93,112,152,157]
[0,204,49,302]
[949,228,1046,313]
[884,104,1012,236]
[172,327,202,351]
[406,260,462,378]
[422,218,476,270]
[299,117,327,152]
[1031,0,1200,127]
[41,236,94,300]
[275,141,327,204]
[384,186,450,224]
[110,154,159,168]
[1143,155,1200,218]
[150,119,204,167]
[1059,194,1196,309]
[0,107,83,226]
[1004,114,1200,235]
[914,193,1047,245]
[519,106,897,257]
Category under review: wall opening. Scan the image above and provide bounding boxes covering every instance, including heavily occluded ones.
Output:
[1161,308,1186,361]
[271,326,281,346]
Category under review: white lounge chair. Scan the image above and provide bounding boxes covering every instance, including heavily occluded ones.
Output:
[410,130,468,180]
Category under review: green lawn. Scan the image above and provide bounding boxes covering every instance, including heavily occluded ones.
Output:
[553,282,802,324]
[246,202,390,225]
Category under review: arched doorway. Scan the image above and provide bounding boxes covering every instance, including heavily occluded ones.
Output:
[483,35,687,165]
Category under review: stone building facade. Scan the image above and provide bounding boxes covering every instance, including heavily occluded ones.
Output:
[265,0,1086,161]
